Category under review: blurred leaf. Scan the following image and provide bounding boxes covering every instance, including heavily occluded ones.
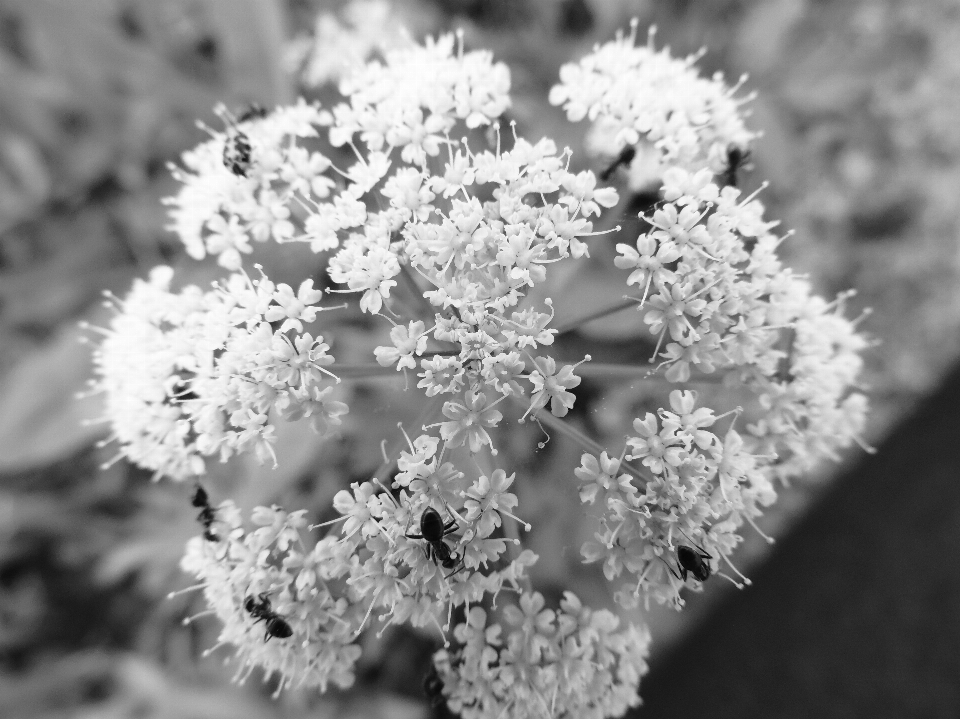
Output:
[0,211,128,330]
[203,0,293,107]
[0,131,50,232]
[0,651,278,719]
[0,322,105,473]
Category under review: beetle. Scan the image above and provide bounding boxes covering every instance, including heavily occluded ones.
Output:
[405,507,465,578]
[222,128,253,177]
[664,530,714,583]
[244,592,294,641]
[675,544,712,582]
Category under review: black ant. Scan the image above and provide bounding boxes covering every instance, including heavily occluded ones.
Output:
[192,485,219,542]
[406,507,465,578]
[422,664,446,708]
[719,144,752,188]
[599,144,637,182]
[244,592,294,641]
[236,103,268,123]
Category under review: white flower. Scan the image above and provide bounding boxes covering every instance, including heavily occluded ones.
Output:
[181,502,365,691]
[91,267,346,479]
[435,593,650,719]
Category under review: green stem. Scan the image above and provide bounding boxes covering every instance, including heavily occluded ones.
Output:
[574,363,725,383]
[329,364,401,379]
[482,444,533,595]
[554,296,639,335]
[399,262,437,322]
[509,396,650,485]
[369,395,445,484]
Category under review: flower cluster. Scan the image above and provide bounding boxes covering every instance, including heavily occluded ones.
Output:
[434,592,650,719]
[576,390,772,608]
[166,101,335,270]
[550,20,757,187]
[90,20,871,719]
[612,165,869,479]
[285,0,404,88]
[329,454,537,635]
[91,266,346,480]
[363,136,608,427]
[181,501,364,691]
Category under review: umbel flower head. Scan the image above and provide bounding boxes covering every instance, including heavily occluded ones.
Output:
[180,502,364,691]
[89,17,871,719]
[90,265,346,480]
[434,592,651,719]
[550,19,757,184]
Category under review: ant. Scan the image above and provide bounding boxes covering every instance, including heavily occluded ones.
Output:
[406,506,465,579]
[236,103,268,123]
[422,664,446,708]
[244,592,294,641]
[599,144,637,182]
[192,484,219,542]
[719,144,752,188]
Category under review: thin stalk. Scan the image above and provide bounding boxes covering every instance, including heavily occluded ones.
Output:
[369,395,445,484]
[482,444,533,595]
[328,364,401,379]
[399,262,437,321]
[509,396,650,486]
[574,363,725,383]
[554,297,639,335]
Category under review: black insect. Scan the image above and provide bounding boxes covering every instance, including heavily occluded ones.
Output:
[406,507,464,578]
[192,484,219,542]
[599,144,637,182]
[222,128,253,177]
[422,664,445,708]
[244,592,294,641]
[236,102,269,123]
[667,539,713,583]
[720,144,752,188]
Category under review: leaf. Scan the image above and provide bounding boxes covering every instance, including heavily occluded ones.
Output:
[203,0,293,107]
[0,322,106,473]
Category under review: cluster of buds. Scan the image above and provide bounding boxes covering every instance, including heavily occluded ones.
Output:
[91,19,870,719]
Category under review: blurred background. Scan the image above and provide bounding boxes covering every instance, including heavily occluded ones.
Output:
[0,0,958,717]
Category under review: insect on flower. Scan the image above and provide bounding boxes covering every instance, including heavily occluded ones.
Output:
[236,102,269,123]
[406,507,465,579]
[674,543,712,582]
[244,592,294,641]
[192,484,219,542]
[422,664,446,708]
[720,144,752,188]
[599,144,637,182]
[222,127,253,177]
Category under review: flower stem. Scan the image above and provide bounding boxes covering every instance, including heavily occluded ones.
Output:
[482,445,533,595]
[575,363,724,383]
[509,396,650,485]
[554,296,639,335]
[369,395,445,483]
[328,364,401,379]
[399,262,437,321]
